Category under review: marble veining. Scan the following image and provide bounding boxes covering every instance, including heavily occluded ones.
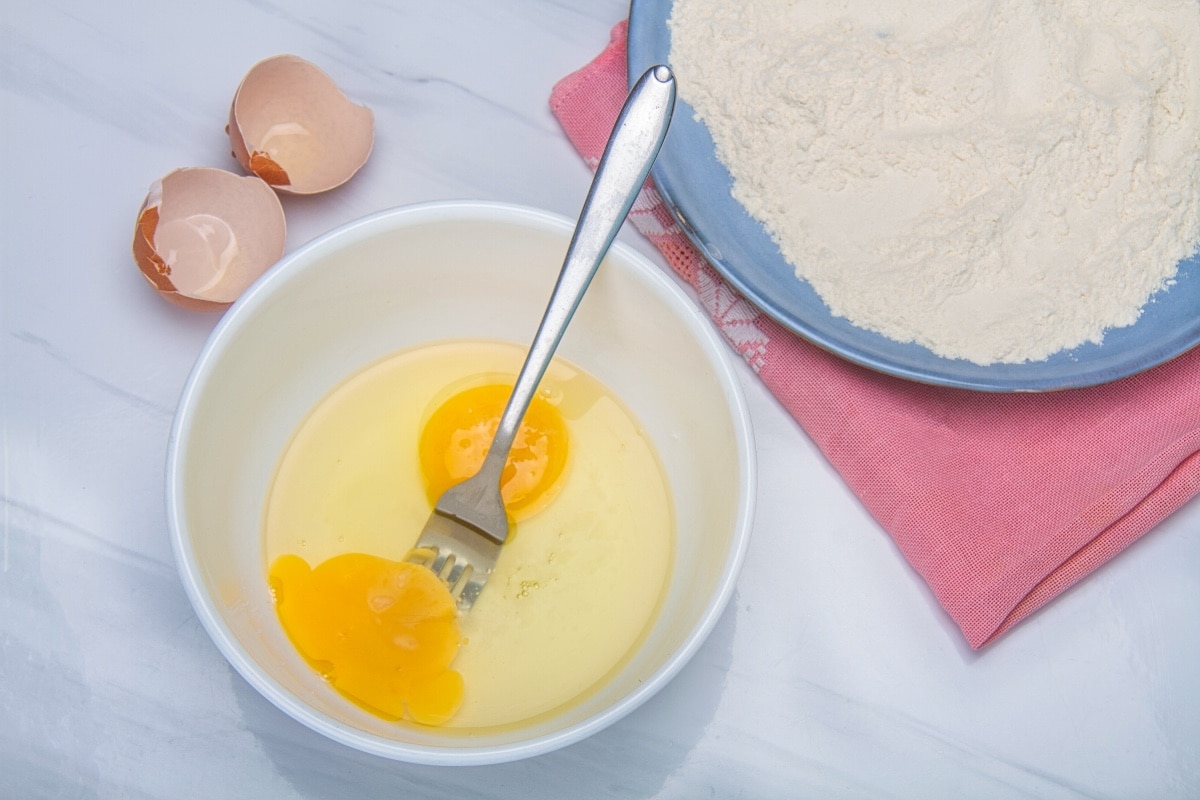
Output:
[2,1,1198,798]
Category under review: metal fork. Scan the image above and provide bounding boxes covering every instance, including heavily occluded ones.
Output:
[405,65,676,610]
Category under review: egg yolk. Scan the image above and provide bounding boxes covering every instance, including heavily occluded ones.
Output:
[269,552,463,726]
[418,383,568,518]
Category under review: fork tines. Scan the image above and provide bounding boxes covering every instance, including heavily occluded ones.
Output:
[407,511,503,610]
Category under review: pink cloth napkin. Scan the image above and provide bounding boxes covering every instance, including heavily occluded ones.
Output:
[550,22,1200,649]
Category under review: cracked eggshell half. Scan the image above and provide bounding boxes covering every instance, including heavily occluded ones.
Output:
[133,167,287,311]
[228,54,375,195]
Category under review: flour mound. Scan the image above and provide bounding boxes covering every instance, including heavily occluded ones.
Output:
[670,0,1200,365]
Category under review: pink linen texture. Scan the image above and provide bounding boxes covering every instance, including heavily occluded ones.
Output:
[550,21,1200,649]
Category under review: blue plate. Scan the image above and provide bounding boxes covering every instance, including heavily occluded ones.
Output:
[628,0,1200,391]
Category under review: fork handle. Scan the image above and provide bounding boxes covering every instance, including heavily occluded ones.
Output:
[479,65,676,482]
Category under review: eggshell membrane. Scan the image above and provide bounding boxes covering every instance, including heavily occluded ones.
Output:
[133,167,286,310]
[228,54,374,195]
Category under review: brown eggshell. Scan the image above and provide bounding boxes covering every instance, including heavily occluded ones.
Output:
[228,54,374,195]
[133,167,286,310]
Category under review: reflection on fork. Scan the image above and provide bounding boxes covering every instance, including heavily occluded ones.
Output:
[403,64,677,611]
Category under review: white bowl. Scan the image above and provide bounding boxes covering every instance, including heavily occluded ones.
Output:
[166,201,755,765]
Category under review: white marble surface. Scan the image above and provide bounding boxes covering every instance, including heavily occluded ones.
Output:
[3,2,1199,798]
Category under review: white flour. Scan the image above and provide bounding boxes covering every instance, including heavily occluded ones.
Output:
[669,0,1200,364]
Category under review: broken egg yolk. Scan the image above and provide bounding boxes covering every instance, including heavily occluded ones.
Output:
[269,552,463,726]
[418,383,568,518]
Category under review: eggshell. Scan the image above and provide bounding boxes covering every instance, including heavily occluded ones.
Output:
[228,54,374,195]
[133,167,286,310]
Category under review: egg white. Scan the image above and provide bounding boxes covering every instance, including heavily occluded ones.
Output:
[263,340,674,728]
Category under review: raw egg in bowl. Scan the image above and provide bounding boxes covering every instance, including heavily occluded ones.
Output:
[166,201,755,765]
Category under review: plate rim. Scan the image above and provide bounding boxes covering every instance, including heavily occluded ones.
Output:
[627,0,1200,392]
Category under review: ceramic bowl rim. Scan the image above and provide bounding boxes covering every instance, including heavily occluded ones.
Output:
[165,199,756,765]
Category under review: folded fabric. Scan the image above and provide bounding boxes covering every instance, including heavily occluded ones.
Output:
[550,21,1200,649]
